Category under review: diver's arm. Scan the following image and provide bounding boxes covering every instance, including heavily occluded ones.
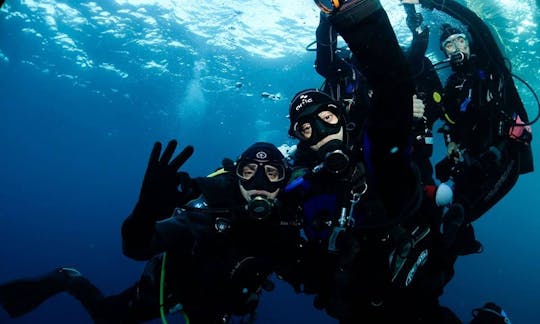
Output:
[315,12,340,78]
[328,4,413,144]
[326,2,417,214]
[407,26,430,69]
[328,5,413,155]
[122,207,208,260]
[122,140,199,260]
[121,203,161,260]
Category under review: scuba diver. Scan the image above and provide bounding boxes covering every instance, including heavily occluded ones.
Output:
[0,141,303,323]
[311,2,447,210]
[284,87,457,323]
[282,0,459,322]
[399,0,536,267]
[415,0,535,225]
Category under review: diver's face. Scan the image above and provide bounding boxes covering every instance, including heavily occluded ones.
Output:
[442,34,470,58]
[298,110,339,139]
[237,162,283,201]
[294,110,343,151]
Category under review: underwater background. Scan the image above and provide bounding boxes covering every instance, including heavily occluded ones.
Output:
[0,0,539,323]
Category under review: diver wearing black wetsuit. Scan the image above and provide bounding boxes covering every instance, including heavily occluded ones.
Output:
[0,142,302,324]
[122,141,301,323]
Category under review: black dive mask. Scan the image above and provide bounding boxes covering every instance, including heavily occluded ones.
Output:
[311,118,342,146]
[293,108,343,146]
[246,195,277,221]
[314,139,351,174]
[237,161,284,193]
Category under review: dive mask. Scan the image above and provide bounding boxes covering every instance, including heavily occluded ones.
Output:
[442,34,468,54]
[292,105,343,146]
[236,159,286,193]
[442,34,470,69]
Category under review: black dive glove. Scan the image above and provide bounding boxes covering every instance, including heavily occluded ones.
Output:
[136,140,194,221]
[405,5,423,32]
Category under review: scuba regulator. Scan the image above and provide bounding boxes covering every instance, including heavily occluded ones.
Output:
[245,195,277,222]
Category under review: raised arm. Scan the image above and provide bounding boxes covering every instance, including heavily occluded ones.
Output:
[314,12,340,78]
[320,1,418,217]
[121,140,198,260]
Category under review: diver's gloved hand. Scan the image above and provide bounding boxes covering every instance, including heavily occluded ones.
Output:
[406,11,423,32]
[414,24,429,39]
[136,140,194,221]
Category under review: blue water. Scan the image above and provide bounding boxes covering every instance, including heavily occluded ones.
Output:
[1,0,539,323]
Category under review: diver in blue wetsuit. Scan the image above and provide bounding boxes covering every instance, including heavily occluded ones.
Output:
[0,141,303,324]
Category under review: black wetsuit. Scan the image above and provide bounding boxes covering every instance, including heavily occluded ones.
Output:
[121,173,301,323]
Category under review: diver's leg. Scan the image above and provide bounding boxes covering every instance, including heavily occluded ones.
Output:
[0,267,103,318]
[88,285,159,324]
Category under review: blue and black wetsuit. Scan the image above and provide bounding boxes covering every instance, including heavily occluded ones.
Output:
[284,2,460,323]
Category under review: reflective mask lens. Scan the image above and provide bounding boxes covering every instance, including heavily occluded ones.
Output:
[442,34,468,55]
